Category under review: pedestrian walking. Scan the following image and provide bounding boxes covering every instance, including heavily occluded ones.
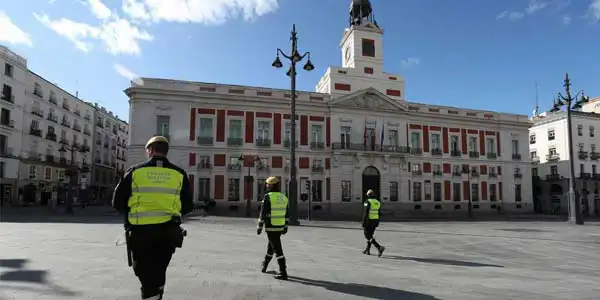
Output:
[362,189,385,257]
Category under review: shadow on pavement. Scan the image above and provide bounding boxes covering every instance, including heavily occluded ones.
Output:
[0,259,80,297]
[287,276,441,300]
[0,259,29,269]
[1,207,122,224]
[381,255,504,268]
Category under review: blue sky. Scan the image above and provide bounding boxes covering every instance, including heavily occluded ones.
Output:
[1,0,600,121]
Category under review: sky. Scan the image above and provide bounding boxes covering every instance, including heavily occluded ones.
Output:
[1,0,600,122]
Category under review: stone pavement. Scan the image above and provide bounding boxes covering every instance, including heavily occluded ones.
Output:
[1,216,599,300]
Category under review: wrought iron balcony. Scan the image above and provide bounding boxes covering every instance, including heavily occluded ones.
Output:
[227,137,244,146]
[47,114,57,123]
[470,171,480,177]
[452,171,462,177]
[590,152,600,160]
[197,162,211,169]
[514,173,522,179]
[578,151,589,160]
[311,165,324,173]
[197,136,214,145]
[331,142,409,154]
[61,120,71,128]
[511,153,521,160]
[48,97,57,104]
[59,137,69,144]
[45,132,57,141]
[83,129,91,135]
[432,170,443,176]
[489,172,498,178]
[531,156,540,163]
[73,124,81,132]
[0,93,14,103]
[546,174,561,181]
[255,138,271,147]
[450,150,461,157]
[310,142,325,149]
[228,164,242,171]
[410,148,423,155]
[256,164,270,171]
[412,170,423,176]
[30,128,42,137]
[592,173,600,180]
[579,173,591,179]
[31,109,44,118]
[469,151,479,158]
[546,154,560,162]
[487,152,498,159]
[283,140,298,148]
[431,148,442,156]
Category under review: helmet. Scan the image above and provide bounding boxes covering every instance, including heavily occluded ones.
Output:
[366,189,375,196]
[265,176,279,185]
[145,136,169,149]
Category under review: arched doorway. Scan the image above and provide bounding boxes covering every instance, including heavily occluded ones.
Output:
[362,166,381,202]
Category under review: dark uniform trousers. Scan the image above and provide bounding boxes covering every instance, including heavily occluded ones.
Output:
[130,223,176,299]
[263,231,286,272]
[363,219,382,250]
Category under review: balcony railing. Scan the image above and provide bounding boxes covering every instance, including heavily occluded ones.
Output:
[511,153,522,160]
[83,129,91,135]
[469,151,479,158]
[73,124,81,132]
[84,115,91,121]
[410,148,423,155]
[579,173,591,179]
[228,164,242,171]
[450,150,461,157]
[0,147,15,157]
[47,114,58,123]
[487,152,498,159]
[592,174,600,180]
[197,162,211,169]
[546,174,560,181]
[30,128,42,137]
[578,151,589,160]
[227,137,244,146]
[255,138,271,147]
[45,133,57,141]
[62,103,70,111]
[283,140,298,148]
[61,120,71,128]
[74,110,81,116]
[32,90,42,98]
[0,120,14,128]
[489,172,498,178]
[31,109,44,118]
[59,137,69,144]
[452,171,462,177]
[256,165,270,171]
[470,171,480,177]
[514,173,522,179]
[310,142,325,149]
[531,156,540,163]
[590,152,600,160]
[431,148,442,156]
[412,170,423,176]
[48,97,57,105]
[0,93,14,103]
[96,122,103,128]
[197,136,214,145]
[546,154,560,162]
[331,142,410,154]
[311,166,324,173]
[432,170,443,176]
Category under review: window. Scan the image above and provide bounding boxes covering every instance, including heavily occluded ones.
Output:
[1,84,13,102]
[387,130,398,146]
[340,126,351,148]
[431,133,441,150]
[389,181,398,201]
[424,180,431,200]
[580,164,584,173]
[58,170,65,181]
[590,126,595,137]
[0,108,9,126]
[532,168,538,176]
[199,155,211,167]
[284,122,291,142]
[256,178,266,201]
[548,129,555,140]
[487,138,496,153]
[578,143,584,152]
[28,165,37,179]
[199,118,213,138]
[592,144,597,152]
[490,184,497,201]
[311,125,323,143]
[412,182,422,201]
[593,165,597,174]
[530,151,537,159]
[0,134,6,153]
[433,183,442,201]
[515,184,522,202]
[450,136,459,152]
[257,120,270,140]
[156,115,170,136]
[452,182,461,201]
[511,139,518,154]
[468,136,477,151]
[489,166,496,175]
[452,164,461,174]
[361,38,375,57]
[228,119,242,138]
[529,134,536,144]
[198,178,210,199]
[515,167,521,175]
[44,167,51,180]
[410,132,420,148]
[4,63,13,77]
[549,147,557,155]
[228,178,240,201]
[0,162,4,178]
[433,164,441,174]
[412,163,422,172]
[550,165,558,175]
[471,183,479,201]
[229,156,241,166]
[577,125,583,136]
[366,128,375,149]
[311,180,322,202]
[341,180,352,202]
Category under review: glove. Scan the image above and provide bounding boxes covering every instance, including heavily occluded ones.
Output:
[282,227,288,235]
[256,227,262,235]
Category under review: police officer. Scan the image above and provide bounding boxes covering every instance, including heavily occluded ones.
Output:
[362,189,385,257]
[112,136,193,299]
[257,176,289,280]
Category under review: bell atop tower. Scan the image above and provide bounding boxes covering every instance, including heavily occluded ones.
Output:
[349,0,378,28]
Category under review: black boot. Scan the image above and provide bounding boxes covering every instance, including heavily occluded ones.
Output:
[261,255,272,273]
[372,239,385,257]
[362,241,372,255]
[274,257,288,280]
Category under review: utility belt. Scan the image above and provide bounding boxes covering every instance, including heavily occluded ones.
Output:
[124,216,188,267]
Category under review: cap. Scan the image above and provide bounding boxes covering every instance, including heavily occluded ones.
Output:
[366,189,375,196]
[266,176,279,185]
[145,136,169,149]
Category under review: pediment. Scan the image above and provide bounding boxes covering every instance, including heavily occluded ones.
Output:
[329,88,406,112]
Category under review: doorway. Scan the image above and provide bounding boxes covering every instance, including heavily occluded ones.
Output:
[362,166,380,202]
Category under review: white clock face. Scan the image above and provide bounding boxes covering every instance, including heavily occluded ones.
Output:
[344,47,351,61]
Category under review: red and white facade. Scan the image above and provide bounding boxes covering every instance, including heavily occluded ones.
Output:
[126,12,533,217]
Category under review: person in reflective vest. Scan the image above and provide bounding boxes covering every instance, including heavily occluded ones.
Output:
[257,176,289,280]
[112,136,193,300]
[362,189,385,257]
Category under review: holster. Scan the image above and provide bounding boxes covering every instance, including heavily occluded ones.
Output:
[169,216,187,248]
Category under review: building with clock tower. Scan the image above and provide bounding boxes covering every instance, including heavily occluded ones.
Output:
[126,0,533,219]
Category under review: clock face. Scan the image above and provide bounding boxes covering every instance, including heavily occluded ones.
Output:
[344,47,351,61]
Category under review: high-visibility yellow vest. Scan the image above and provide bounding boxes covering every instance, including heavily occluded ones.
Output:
[127,167,183,225]
[266,192,288,231]
[365,198,381,220]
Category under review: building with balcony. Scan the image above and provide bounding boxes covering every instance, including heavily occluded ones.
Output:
[90,104,128,202]
[125,2,533,218]
[529,111,600,216]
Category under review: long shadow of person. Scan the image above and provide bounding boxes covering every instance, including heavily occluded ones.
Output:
[381,255,504,268]
[0,267,80,297]
[0,259,29,269]
[286,275,442,300]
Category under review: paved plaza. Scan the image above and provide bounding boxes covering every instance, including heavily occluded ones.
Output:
[1,214,600,300]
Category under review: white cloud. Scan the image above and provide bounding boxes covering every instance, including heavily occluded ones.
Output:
[497,0,549,21]
[496,11,525,20]
[0,11,33,46]
[114,63,144,85]
[34,12,153,55]
[121,0,280,25]
[562,15,572,24]
[525,0,548,14]
[86,0,112,20]
[401,57,420,67]
[587,0,600,23]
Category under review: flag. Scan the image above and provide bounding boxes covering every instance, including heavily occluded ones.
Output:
[380,121,385,150]
[363,119,367,148]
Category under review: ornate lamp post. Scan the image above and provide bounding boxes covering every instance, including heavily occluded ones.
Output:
[271,24,314,225]
[549,73,589,225]
[59,142,90,210]
[238,154,261,217]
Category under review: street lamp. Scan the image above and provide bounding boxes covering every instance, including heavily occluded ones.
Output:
[549,73,589,225]
[238,154,261,217]
[271,24,314,226]
[59,141,90,210]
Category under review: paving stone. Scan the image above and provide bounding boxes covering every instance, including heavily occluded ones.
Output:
[1,216,599,300]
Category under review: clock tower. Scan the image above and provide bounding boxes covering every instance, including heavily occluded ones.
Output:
[341,0,384,72]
